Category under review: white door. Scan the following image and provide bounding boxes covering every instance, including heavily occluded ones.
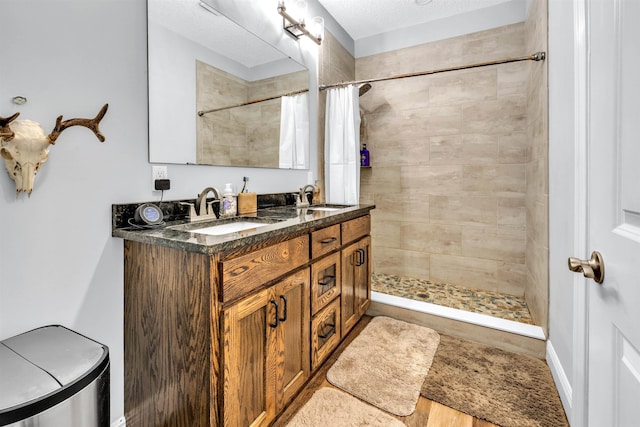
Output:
[584,0,640,425]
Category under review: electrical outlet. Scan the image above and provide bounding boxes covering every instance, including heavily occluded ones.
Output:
[151,165,168,189]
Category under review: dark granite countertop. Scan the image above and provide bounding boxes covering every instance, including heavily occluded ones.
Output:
[112,203,375,255]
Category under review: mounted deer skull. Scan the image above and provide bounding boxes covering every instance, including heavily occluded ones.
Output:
[0,104,108,195]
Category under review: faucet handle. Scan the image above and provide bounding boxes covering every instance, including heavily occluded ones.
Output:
[206,200,218,217]
[179,202,197,219]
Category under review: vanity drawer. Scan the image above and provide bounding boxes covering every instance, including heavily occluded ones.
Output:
[311,224,341,258]
[220,235,309,302]
[311,297,341,370]
[341,215,370,245]
[310,252,341,315]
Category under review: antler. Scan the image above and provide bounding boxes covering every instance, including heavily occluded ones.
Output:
[0,112,20,142]
[48,103,109,145]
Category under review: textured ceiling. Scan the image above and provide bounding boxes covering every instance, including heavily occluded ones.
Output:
[317,0,515,40]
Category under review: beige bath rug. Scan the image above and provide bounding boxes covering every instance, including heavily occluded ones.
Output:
[421,334,569,427]
[326,315,440,416]
[286,387,404,427]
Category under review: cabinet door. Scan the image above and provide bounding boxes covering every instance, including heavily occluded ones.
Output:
[223,289,275,427]
[341,236,371,336]
[355,236,371,317]
[270,269,310,412]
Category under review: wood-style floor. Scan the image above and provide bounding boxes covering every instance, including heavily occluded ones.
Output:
[272,316,499,427]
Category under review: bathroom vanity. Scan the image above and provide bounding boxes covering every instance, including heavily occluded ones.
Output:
[113,201,373,426]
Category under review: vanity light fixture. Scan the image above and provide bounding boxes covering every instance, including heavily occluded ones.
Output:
[277,1,323,45]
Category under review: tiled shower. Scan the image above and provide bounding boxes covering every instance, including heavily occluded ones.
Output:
[354,1,548,330]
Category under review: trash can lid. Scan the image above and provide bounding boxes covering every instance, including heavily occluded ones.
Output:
[1,325,107,387]
[0,344,61,410]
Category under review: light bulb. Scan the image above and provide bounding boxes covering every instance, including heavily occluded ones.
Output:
[311,16,324,41]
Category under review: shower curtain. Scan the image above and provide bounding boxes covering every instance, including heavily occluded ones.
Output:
[279,93,309,169]
[325,85,360,204]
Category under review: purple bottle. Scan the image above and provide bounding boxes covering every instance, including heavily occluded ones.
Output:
[360,144,370,166]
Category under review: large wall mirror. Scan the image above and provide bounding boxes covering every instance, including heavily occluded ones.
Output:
[147,0,310,169]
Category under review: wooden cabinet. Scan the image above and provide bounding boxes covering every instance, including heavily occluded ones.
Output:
[124,234,310,427]
[222,269,309,427]
[308,214,372,369]
[341,236,371,337]
[122,211,372,427]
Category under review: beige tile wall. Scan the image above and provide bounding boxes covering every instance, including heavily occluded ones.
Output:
[196,61,307,167]
[524,0,549,329]
[356,23,535,297]
[320,15,548,327]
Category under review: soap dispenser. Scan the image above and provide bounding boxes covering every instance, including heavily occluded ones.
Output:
[220,183,237,218]
[360,144,370,167]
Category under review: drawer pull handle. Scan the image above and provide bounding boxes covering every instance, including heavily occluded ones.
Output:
[318,276,336,287]
[320,237,337,245]
[318,323,336,339]
[355,248,366,266]
[269,300,279,328]
[279,295,288,322]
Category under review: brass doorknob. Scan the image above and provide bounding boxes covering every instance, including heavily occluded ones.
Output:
[568,251,605,284]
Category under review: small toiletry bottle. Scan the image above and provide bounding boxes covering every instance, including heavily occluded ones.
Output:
[220,183,237,217]
[360,144,370,166]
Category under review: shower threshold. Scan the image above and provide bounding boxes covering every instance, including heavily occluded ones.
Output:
[371,273,545,340]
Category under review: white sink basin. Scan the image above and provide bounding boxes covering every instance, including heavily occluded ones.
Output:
[190,221,268,236]
[307,207,342,211]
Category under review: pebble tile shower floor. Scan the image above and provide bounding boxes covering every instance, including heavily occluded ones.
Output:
[371,272,535,325]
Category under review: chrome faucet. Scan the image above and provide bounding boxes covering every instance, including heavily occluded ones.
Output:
[196,187,221,217]
[181,186,221,222]
[297,185,316,208]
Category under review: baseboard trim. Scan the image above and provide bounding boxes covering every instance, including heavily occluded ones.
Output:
[546,340,573,422]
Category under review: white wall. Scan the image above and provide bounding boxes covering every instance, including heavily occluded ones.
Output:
[0,0,315,423]
[547,0,577,422]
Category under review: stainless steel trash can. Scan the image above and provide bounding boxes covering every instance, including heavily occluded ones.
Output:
[0,325,109,427]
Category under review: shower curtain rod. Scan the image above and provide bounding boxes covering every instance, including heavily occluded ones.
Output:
[198,52,546,115]
[198,88,309,116]
[318,51,546,91]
